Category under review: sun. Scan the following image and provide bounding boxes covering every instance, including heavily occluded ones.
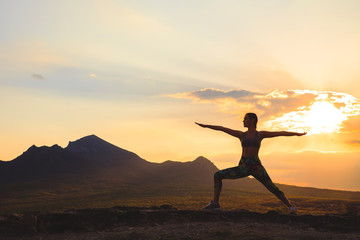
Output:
[265,100,348,135]
[302,101,347,134]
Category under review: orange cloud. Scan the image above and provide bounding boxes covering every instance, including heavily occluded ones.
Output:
[169,88,360,135]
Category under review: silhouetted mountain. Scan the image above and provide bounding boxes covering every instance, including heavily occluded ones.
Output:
[66,135,119,155]
[0,135,219,187]
[66,135,144,163]
[65,134,149,174]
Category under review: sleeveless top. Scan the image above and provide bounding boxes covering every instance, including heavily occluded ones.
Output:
[241,131,261,148]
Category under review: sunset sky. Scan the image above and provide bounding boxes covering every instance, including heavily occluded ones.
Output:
[1,0,359,191]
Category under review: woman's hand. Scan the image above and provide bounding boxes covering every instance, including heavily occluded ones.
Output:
[195,122,207,128]
[297,132,307,136]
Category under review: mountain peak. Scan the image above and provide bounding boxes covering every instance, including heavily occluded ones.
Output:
[191,156,218,172]
[73,134,102,142]
[28,144,38,151]
[82,134,100,139]
[66,134,105,146]
[65,135,119,155]
[193,156,210,163]
[65,135,143,162]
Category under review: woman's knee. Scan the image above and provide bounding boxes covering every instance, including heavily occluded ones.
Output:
[214,171,222,180]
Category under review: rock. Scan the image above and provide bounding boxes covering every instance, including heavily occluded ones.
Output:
[22,214,37,233]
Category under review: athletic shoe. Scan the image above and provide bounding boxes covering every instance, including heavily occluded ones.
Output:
[289,205,297,215]
[203,201,220,210]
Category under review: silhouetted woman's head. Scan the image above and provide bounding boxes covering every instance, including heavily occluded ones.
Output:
[245,113,258,128]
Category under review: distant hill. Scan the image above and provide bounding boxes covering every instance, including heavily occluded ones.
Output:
[141,156,218,185]
[0,135,359,202]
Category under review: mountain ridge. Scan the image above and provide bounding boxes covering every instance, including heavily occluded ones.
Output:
[0,135,219,187]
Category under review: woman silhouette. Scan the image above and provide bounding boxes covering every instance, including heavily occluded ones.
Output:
[196,112,306,214]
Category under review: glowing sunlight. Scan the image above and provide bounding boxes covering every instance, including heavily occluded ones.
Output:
[304,101,347,134]
[273,100,347,135]
[259,90,360,135]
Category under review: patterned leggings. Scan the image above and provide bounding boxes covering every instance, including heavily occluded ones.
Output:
[214,155,284,199]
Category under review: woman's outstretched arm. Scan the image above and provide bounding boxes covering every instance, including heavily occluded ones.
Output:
[261,131,307,139]
[195,122,242,138]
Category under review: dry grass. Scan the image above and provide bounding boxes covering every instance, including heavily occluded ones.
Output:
[1,184,359,216]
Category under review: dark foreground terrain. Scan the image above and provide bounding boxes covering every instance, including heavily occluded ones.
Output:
[1,205,359,240]
[1,136,359,239]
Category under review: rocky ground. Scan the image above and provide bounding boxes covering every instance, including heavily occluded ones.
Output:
[1,205,359,240]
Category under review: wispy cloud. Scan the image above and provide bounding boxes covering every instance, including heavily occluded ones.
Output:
[31,74,45,80]
[169,88,360,134]
[175,88,262,100]
[347,139,360,145]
